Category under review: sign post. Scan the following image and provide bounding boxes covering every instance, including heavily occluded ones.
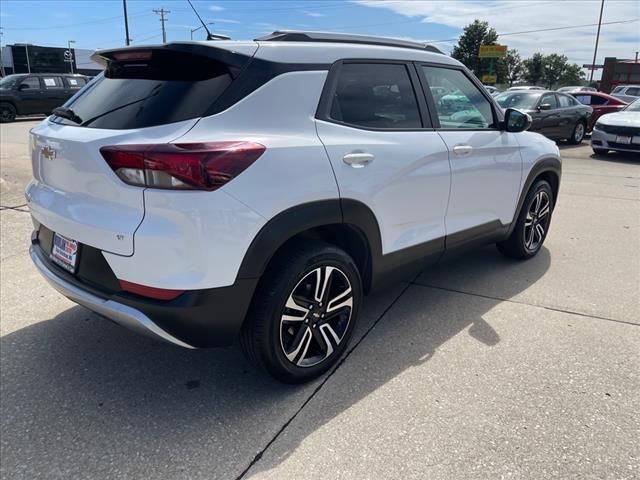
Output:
[479,45,507,85]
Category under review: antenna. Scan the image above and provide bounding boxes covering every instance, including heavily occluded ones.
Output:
[186,0,215,40]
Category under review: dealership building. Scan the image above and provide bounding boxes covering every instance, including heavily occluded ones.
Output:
[1,43,104,77]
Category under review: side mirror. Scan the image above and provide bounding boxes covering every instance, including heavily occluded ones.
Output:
[503,108,532,133]
[538,103,552,111]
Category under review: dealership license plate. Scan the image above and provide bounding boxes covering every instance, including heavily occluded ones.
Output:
[50,233,78,273]
[616,135,632,144]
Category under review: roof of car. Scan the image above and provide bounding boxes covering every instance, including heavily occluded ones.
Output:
[100,33,461,68]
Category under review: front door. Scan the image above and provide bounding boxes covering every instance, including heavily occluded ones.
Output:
[315,61,451,257]
[16,77,45,115]
[418,64,523,240]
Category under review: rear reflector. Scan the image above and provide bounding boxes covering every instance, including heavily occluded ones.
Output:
[119,280,184,301]
[100,142,265,191]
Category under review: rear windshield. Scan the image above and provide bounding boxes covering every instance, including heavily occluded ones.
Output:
[52,49,243,129]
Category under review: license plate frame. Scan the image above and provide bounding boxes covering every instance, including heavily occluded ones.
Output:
[50,233,79,273]
[615,135,632,145]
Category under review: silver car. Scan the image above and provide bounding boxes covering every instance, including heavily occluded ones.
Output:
[591,99,640,155]
[610,85,640,103]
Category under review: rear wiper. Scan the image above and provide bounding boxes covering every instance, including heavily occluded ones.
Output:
[52,107,83,124]
[80,86,161,127]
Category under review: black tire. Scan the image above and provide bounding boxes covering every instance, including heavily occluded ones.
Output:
[0,103,16,123]
[568,121,586,145]
[497,179,554,260]
[240,240,362,384]
[592,148,608,155]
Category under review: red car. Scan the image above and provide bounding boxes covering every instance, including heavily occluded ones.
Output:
[569,91,627,131]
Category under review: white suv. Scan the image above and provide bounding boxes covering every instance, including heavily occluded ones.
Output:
[27,32,561,383]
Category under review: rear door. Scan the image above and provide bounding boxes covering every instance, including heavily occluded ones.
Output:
[315,61,451,256]
[40,76,67,112]
[418,64,522,239]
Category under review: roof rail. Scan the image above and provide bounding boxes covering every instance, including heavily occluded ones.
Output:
[255,30,444,55]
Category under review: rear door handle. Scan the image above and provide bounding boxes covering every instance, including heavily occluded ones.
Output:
[452,145,473,156]
[343,152,375,168]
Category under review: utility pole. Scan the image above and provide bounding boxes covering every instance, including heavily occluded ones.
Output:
[123,0,131,46]
[153,8,170,44]
[0,28,5,77]
[589,0,605,83]
[67,40,75,74]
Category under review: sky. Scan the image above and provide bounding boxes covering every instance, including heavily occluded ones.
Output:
[1,0,639,79]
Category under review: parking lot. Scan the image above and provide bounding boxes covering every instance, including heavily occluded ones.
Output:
[1,119,638,479]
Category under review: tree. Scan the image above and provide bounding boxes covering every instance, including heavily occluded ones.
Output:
[451,20,499,78]
[523,53,545,85]
[523,53,586,88]
[558,63,586,86]
[542,53,570,88]
[499,49,523,86]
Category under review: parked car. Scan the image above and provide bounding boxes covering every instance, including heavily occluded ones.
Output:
[0,73,90,122]
[569,91,627,131]
[610,85,640,103]
[591,98,640,155]
[507,85,544,91]
[484,85,499,95]
[495,90,592,143]
[557,86,596,93]
[27,32,562,383]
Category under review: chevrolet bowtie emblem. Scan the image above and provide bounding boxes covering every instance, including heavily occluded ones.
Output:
[41,146,57,160]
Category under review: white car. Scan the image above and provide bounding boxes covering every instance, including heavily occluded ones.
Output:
[507,85,544,91]
[591,99,640,155]
[27,31,562,383]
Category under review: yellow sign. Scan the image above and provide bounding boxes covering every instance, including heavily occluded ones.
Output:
[481,74,497,84]
[479,45,507,58]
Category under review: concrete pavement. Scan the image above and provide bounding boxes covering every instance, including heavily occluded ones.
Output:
[1,120,638,479]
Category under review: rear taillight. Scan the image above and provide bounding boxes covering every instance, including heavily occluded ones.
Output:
[100,142,266,191]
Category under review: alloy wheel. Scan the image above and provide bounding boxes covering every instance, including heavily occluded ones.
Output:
[574,123,585,143]
[524,190,551,252]
[280,266,353,368]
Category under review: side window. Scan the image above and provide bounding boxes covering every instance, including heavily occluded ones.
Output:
[20,77,41,90]
[65,77,87,89]
[421,66,494,129]
[328,63,422,129]
[557,94,572,108]
[42,77,64,89]
[626,87,640,96]
[574,95,591,105]
[540,93,558,109]
[589,95,608,105]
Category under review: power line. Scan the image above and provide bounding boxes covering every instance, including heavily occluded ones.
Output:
[427,18,639,44]
[2,9,148,31]
[153,8,170,44]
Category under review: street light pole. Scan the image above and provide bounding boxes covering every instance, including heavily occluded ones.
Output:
[67,40,75,74]
[190,22,214,40]
[589,0,605,83]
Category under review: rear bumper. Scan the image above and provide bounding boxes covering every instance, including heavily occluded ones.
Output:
[30,243,258,348]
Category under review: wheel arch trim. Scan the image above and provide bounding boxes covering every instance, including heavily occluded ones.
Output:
[509,157,561,235]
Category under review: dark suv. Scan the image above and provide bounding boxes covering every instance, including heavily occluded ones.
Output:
[0,73,90,122]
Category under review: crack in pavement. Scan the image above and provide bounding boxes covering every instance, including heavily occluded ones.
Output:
[0,204,29,213]
[412,281,639,328]
[235,279,416,480]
